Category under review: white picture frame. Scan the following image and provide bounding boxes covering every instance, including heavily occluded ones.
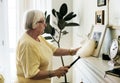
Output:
[90,25,107,57]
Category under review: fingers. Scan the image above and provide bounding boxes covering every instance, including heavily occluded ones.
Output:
[57,72,66,78]
[56,66,70,78]
[64,65,70,68]
[60,66,69,72]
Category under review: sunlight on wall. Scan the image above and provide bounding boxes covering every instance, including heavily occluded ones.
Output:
[8,0,17,48]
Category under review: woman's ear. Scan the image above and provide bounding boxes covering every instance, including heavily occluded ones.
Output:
[32,23,38,29]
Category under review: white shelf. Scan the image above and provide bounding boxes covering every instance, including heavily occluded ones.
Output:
[109,26,120,30]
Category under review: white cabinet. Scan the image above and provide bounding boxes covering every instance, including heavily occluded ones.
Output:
[73,57,120,83]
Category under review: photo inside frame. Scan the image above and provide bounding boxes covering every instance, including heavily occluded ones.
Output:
[90,25,107,57]
[92,32,102,49]
[95,10,104,25]
[97,0,106,6]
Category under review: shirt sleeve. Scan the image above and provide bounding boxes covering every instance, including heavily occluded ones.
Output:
[19,43,40,78]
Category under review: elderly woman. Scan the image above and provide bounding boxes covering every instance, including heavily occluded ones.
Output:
[16,9,79,83]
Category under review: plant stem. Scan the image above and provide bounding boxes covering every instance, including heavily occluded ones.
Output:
[57,30,68,83]
[58,30,62,43]
[60,56,64,66]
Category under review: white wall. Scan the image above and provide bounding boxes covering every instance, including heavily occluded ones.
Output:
[72,0,120,82]
[72,0,97,48]
[72,0,120,48]
[109,0,120,26]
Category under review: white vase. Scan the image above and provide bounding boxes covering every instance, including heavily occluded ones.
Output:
[76,39,96,58]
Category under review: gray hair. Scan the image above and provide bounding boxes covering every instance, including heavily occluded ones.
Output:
[23,10,44,30]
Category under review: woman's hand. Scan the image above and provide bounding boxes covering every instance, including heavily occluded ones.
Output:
[71,47,81,55]
[54,66,70,78]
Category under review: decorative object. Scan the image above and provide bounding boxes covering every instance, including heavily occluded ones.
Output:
[76,39,96,58]
[90,25,107,57]
[95,10,105,25]
[44,3,79,83]
[97,0,106,7]
[108,38,120,66]
[105,67,120,78]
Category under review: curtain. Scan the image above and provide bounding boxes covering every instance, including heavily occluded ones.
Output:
[16,0,52,38]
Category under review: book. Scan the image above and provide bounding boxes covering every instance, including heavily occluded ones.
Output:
[105,67,120,78]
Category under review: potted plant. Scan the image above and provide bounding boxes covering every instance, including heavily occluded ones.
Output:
[44,3,80,83]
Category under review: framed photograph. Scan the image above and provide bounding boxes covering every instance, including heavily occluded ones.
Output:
[90,25,107,57]
[95,10,104,25]
[97,0,106,7]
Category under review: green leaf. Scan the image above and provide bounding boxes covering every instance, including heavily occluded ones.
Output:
[62,30,68,35]
[45,11,47,18]
[59,3,68,18]
[46,15,50,23]
[44,23,55,36]
[56,12,62,20]
[65,22,80,26]
[52,9,57,17]
[58,19,66,30]
[44,36,53,40]
[51,28,55,36]
[44,23,53,34]
[64,12,76,21]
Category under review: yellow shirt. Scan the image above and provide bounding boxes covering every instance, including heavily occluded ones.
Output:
[15,33,57,83]
[0,74,4,83]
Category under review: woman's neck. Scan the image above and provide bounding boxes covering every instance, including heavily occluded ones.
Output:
[27,30,40,42]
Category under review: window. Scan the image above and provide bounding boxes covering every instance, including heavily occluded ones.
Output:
[8,0,17,48]
[8,0,17,82]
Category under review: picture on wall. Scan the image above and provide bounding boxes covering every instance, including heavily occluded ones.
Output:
[95,10,104,25]
[97,0,106,7]
[90,25,107,57]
